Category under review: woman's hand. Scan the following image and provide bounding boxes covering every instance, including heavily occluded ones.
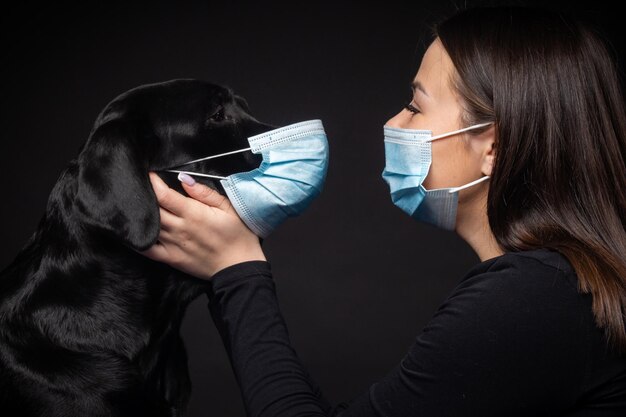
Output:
[140,172,266,280]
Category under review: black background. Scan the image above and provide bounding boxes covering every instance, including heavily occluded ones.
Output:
[1,1,623,416]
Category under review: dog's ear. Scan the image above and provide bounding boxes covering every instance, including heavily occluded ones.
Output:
[75,119,159,251]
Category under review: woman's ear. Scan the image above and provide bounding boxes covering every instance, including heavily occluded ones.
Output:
[481,141,496,176]
[480,126,496,177]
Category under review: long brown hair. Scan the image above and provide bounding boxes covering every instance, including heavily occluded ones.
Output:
[436,6,626,352]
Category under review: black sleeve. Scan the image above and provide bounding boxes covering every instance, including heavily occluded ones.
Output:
[206,260,349,417]
[207,257,588,417]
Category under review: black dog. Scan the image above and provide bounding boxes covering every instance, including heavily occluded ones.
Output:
[0,79,273,416]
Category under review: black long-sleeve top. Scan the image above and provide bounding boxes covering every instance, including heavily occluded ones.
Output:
[206,248,626,416]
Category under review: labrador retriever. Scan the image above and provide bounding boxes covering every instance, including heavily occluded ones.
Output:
[0,79,273,416]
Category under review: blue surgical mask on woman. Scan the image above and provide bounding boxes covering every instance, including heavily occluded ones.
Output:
[381,122,492,231]
[166,120,329,238]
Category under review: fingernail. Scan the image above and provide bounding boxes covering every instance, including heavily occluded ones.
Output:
[177,172,196,186]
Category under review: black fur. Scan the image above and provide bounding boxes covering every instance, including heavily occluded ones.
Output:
[0,79,273,416]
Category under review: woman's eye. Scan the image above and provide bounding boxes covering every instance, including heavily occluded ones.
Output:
[404,102,420,114]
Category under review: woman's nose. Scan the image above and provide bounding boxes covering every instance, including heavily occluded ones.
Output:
[385,108,411,129]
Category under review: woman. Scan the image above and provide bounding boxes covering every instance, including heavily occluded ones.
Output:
[143,6,626,416]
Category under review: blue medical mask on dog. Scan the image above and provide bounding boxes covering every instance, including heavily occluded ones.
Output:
[167,120,329,237]
[381,122,492,231]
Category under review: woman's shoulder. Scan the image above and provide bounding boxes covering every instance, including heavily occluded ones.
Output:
[429,248,592,352]
[460,247,578,294]
[415,248,619,412]
[445,247,586,323]
[495,247,574,275]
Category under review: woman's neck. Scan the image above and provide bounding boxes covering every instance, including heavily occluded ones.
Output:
[456,186,505,262]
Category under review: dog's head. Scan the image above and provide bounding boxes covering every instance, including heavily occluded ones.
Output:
[74,79,273,251]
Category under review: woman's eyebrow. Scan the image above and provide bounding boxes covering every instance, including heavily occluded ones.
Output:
[411,80,430,98]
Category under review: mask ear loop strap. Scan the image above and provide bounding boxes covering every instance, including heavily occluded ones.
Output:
[164,170,228,180]
[427,122,493,142]
[169,147,252,167]
[447,175,490,193]
[163,147,252,180]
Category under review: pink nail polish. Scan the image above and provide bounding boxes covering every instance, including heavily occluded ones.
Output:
[177,172,196,186]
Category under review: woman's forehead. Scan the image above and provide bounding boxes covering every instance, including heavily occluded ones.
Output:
[413,39,456,101]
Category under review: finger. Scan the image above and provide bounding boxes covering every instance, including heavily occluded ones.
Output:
[155,226,175,243]
[138,242,170,263]
[178,174,235,214]
[158,207,181,232]
[148,172,190,216]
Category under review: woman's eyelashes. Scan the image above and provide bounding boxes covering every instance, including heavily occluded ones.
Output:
[404,102,420,114]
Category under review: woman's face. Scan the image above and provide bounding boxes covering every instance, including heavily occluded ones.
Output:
[385,39,490,190]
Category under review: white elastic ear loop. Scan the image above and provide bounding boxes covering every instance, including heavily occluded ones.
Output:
[447,175,490,193]
[164,170,228,180]
[164,146,252,180]
[427,122,493,142]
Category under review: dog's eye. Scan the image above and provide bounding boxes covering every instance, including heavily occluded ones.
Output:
[208,106,227,122]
